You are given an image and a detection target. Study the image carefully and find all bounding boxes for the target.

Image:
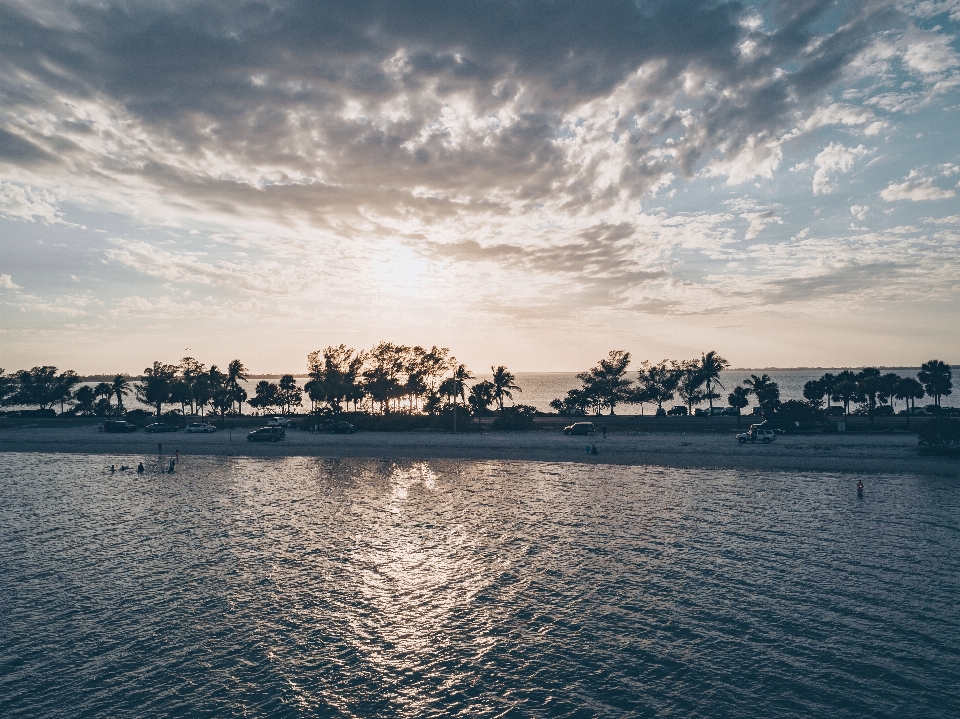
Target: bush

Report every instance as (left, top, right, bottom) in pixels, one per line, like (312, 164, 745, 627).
(125, 408, 153, 426)
(491, 405, 537, 431)
(775, 400, 822, 425)
(918, 418, 960, 455)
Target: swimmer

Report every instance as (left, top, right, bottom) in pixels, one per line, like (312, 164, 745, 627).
(120, 465, 130, 471)
(168, 459, 176, 473)
(857, 479, 864, 495)
(110, 464, 115, 473)
(137, 462, 144, 474)
(591, 444, 599, 456)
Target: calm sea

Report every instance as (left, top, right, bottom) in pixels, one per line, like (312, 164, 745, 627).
(2, 454, 958, 717)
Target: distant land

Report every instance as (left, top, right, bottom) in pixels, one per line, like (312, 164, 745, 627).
(77, 366, 956, 382)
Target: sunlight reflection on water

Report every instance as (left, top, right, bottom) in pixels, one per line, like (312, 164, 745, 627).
(2, 453, 959, 718)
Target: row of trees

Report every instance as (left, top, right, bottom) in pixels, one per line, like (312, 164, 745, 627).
(550, 353, 954, 419)
(1, 353, 952, 422)
(301, 343, 521, 418)
(550, 351, 733, 416)
(800, 361, 952, 421)
(0, 359, 251, 418)
(0, 344, 527, 419)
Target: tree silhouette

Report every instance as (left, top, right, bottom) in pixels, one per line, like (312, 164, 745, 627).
(878, 372, 902, 413)
(278, 374, 303, 414)
(802, 379, 826, 408)
(576, 350, 634, 415)
(73, 385, 96, 416)
(830, 371, 861, 418)
(491, 366, 521, 411)
(12, 366, 61, 410)
(743, 374, 780, 415)
(700, 351, 729, 411)
(918, 360, 953, 408)
(136, 361, 177, 417)
(675, 359, 707, 415)
(227, 359, 249, 414)
(469, 380, 495, 426)
(636, 360, 678, 415)
(56, 370, 81, 414)
(856, 368, 882, 423)
(895, 377, 925, 426)
(0, 369, 14, 407)
(727, 386, 750, 428)
(819, 372, 838, 409)
(111, 375, 130, 413)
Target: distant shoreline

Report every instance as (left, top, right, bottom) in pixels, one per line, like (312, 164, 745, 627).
(2, 426, 956, 478)
(75, 366, 959, 381)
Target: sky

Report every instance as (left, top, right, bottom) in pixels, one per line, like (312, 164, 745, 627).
(1, 0, 959, 374)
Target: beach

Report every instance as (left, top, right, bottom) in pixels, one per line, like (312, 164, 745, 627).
(1, 425, 956, 477)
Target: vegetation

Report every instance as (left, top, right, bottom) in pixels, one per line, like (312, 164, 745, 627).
(1, 353, 956, 436)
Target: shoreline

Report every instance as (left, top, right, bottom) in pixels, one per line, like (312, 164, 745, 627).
(1, 426, 957, 477)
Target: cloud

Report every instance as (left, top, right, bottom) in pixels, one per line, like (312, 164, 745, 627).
(850, 205, 869, 220)
(0, 274, 21, 289)
(103, 239, 317, 296)
(812, 143, 871, 195)
(881, 177, 956, 201)
(0, 182, 82, 227)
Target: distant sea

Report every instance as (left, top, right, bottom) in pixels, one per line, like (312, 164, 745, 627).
(72, 368, 956, 415)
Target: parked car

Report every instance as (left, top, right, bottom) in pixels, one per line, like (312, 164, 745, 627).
(825, 406, 846, 416)
(267, 416, 294, 428)
(102, 420, 137, 433)
(145, 423, 177, 433)
(325, 420, 356, 434)
(185, 422, 216, 433)
(667, 406, 687, 416)
(563, 422, 596, 436)
(737, 428, 777, 444)
(694, 408, 708, 417)
(720, 407, 740, 417)
(247, 426, 285, 442)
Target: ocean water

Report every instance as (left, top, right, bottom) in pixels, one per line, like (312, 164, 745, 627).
(2, 454, 958, 718)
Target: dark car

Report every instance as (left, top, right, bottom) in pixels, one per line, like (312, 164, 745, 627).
(563, 422, 596, 436)
(103, 420, 137, 433)
(247, 426, 285, 442)
(325, 421, 356, 434)
(145, 423, 177, 433)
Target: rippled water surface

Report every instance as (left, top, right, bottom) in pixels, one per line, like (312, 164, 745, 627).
(2, 454, 959, 718)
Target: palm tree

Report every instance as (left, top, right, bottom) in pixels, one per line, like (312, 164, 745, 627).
(451, 364, 474, 405)
(490, 366, 521, 411)
(227, 359, 248, 413)
(700, 351, 729, 411)
(743, 374, 780, 415)
(56, 370, 81, 414)
(727, 386, 750, 428)
(469, 380, 495, 427)
(819, 372, 838, 410)
(878, 372, 902, 413)
(895, 377, 925, 427)
(830, 371, 861, 418)
(111, 375, 130, 413)
(917, 360, 953, 409)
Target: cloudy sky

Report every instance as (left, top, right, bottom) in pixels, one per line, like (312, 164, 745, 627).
(1, 0, 959, 373)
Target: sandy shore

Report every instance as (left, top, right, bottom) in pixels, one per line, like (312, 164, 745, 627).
(1, 425, 956, 477)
